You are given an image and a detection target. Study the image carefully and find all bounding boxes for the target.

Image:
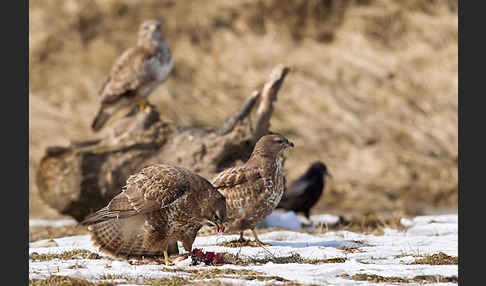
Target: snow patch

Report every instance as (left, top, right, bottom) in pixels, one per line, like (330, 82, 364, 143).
(29, 214, 458, 285)
(257, 211, 302, 229)
(257, 210, 340, 230)
(30, 219, 78, 227)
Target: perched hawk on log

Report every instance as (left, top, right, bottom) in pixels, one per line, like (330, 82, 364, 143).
(211, 134, 294, 245)
(277, 161, 332, 219)
(91, 19, 173, 132)
(81, 164, 226, 265)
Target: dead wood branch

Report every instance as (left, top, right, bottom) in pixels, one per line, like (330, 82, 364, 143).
(36, 64, 291, 223)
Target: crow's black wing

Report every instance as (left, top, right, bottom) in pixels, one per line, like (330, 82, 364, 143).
(282, 178, 311, 200)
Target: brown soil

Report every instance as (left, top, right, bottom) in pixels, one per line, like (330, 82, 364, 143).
(29, 0, 457, 220)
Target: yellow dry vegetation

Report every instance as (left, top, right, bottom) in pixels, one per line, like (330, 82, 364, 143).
(29, 0, 458, 219)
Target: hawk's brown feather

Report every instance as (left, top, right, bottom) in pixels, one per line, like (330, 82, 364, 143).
(211, 134, 293, 241)
(91, 19, 173, 132)
(98, 47, 158, 105)
(82, 164, 226, 258)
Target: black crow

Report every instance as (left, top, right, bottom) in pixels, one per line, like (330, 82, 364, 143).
(277, 161, 331, 219)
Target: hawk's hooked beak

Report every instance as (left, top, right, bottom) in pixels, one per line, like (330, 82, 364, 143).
(216, 222, 225, 233)
(287, 141, 294, 148)
(207, 220, 225, 233)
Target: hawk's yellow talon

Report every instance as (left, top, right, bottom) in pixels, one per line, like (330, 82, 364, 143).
(137, 98, 152, 112)
(164, 250, 174, 266)
(249, 240, 271, 247)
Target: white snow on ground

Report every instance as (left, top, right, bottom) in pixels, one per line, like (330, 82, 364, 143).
(29, 213, 458, 285)
(29, 218, 78, 227)
(257, 211, 303, 229)
(257, 210, 341, 230)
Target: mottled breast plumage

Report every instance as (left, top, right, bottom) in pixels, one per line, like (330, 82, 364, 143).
(211, 134, 293, 232)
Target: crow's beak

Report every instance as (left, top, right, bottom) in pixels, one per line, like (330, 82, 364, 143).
(325, 172, 333, 178)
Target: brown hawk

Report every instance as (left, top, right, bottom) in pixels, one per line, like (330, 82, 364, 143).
(81, 164, 226, 265)
(211, 134, 294, 246)
(91, 19, 173, 132)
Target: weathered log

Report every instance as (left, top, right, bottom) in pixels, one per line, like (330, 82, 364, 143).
(36, 64, 291, 223)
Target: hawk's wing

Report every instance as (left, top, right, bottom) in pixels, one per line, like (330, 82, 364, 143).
(82, 165, 191, 225)
(211, 165, 265, 216)
(98, 46, 156, 105)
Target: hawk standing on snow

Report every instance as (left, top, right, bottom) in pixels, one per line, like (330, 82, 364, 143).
(81, 164, 226, 266)
(211, 134, 294, 246)
(91, 19, 173, 132)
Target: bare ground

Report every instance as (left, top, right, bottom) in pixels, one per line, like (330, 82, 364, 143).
(29, 0, 458, 220)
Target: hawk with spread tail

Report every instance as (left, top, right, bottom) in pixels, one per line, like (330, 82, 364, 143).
(91, 19, 173, 132)
(211, 134, 294, 245)
(81, 164, 226, 265)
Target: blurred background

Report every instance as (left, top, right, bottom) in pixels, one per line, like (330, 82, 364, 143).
(29, 0, 458, 221)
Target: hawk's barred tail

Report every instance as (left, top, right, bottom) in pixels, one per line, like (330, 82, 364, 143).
(87, 216, 160, 257)
(91, 109, 111, 132)
(81, 207, 116, 225)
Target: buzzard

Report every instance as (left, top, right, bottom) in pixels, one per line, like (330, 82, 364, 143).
(81, 164, 226, 265)
(211, 134, 294, 246)
(91, 19, 173, 132)
(277, 161, 332, 219)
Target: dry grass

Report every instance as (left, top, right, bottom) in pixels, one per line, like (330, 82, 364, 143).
(139, 276, 192, 286)
(323, 213, 410, 235)
(217, 238, 274, 248)
(157, 267, 293, 283)
(222, 251, 346, 266)
(29, 249, 103, 261)
(29, 225, 89, 242)
(104, 266, 301, 284)
(30, 274, 193, 286)
(409, 252, 458, 265)
(338, 245, 363, 253)
(30, 273, 297, 286)
(29, 276, 115, 286)
(29, 0, 457, 220)
(341, 273, 458, 284)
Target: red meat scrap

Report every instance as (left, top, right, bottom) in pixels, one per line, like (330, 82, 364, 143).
(191, 248, 227, 265)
